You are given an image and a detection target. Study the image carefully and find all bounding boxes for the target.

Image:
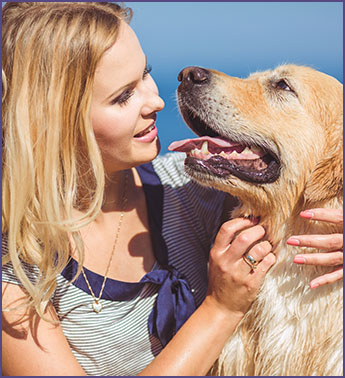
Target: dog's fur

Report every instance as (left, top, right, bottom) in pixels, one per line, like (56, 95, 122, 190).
(177, 65, 343, 376)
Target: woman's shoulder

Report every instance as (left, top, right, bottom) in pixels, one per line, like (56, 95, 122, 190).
(152, 152, 228, 233)
(152, 152, 190, 187)
(137, 152, 228, 229)
(152, 152, 226, 200)
(2, 235, 42, 286)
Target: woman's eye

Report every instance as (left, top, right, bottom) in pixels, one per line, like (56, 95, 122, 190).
(110, 65, 152, 106)
(111, 89, 134, 106)
(276, 79, 292, 91)
(143, 64, 152, 79)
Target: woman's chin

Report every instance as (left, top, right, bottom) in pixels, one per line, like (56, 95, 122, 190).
(103, 138, 161, 173)
(138, 137, 161, 164)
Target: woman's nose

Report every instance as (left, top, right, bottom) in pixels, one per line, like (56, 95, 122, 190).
(142, 81, 165, 115)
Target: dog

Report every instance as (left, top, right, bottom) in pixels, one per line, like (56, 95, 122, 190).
(169, 64, 343, 376)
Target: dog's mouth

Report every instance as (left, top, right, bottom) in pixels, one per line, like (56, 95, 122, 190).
(169, 108, 281, 184)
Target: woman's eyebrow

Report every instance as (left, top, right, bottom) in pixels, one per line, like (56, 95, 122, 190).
(104, 56, 148, 103)
(104, 82, 134, 103)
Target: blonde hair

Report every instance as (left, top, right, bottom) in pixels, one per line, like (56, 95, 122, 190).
(2, 2, 132, 317)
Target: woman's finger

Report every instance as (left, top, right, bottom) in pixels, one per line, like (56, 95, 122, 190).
(309, 267, 343, 289)
(212, 218, 259, 253)
(300, 208, 343, 224)
(287, 233, 343, 250)
(256, 252, 276, 274)
(241, 241, 272, 271)
(293, 251, 343, 266)
(229, 224, 266, 260)
(243, 252, 276, 285)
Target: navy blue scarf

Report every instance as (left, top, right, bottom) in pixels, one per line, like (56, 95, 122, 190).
(61, 162, 196, 347)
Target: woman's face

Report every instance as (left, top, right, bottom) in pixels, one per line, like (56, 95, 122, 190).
(91, 22, 165, 174)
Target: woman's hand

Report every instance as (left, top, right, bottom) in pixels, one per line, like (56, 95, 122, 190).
(141, 217, 275, 376)
(287, 208, 343, 289)
(206, 217, 275, 318)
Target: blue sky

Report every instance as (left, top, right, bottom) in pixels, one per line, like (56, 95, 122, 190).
(127, 1, 343, 154)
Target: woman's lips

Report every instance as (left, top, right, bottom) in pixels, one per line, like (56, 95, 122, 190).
(134, 123, 158, 142)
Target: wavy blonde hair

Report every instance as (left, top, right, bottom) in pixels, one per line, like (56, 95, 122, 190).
(2, 2, 132, 317)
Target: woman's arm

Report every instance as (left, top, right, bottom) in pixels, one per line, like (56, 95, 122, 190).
(2, 282, 87, 376)
(287, 208, 343, 289)
(140, 218, 275, 376)
(3, 218, 274, 376)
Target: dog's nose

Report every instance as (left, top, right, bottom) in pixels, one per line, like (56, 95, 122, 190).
(178, 66, 210, 85)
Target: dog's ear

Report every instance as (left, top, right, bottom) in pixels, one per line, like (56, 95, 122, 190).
(304, 117, 343, 205)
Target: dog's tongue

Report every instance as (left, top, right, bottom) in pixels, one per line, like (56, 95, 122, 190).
(168, 136, 238, 152)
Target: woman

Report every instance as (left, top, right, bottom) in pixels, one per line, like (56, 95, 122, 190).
(2, 2, 342, 376)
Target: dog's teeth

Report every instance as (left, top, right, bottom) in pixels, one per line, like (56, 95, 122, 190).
(201, 141, 209, 155)
(220, 151, 227, 157)
(242, 147, 252, 154)
(230, 150, 239, 156)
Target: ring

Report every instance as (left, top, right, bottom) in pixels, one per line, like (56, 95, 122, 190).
(243, 254, 258, 270)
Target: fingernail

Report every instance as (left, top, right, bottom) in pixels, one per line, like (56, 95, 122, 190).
(293, 256, 306, 264)
(300, 210, 314, 219)
(310, 282, 320, 289)
(287, 238, 300, 246)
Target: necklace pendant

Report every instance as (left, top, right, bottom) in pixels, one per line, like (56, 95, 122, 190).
(92, 300, 103, 313)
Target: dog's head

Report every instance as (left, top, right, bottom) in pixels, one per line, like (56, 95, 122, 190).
(169, 64, 343, 215)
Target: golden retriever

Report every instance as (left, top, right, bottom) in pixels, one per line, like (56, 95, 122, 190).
(169, 64, 343, 376)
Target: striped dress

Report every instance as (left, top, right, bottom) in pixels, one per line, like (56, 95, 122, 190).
(2, 153, 226, 376)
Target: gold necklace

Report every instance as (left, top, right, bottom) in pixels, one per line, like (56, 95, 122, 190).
(81, 170, 129, 313)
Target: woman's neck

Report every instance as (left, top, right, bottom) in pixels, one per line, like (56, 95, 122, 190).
(101, 169, 129, 211)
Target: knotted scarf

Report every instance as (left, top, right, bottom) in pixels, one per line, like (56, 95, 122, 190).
(140, 265, 196, 346)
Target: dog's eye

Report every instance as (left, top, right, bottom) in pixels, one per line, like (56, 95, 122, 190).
(276, 79, 292, 91)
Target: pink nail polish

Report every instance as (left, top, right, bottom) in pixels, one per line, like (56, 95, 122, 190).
(310, 282, 320, 289)
(287, 238, 300, 246)
(294, 256, 306, 264)
(300, 210, 314, 219)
